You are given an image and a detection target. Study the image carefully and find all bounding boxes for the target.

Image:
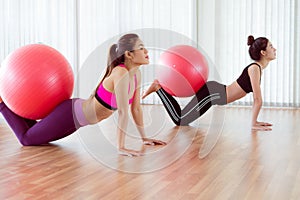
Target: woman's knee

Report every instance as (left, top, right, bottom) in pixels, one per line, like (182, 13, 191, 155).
(19, 138, 32, 146)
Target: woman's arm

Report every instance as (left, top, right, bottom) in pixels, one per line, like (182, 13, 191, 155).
(131, 71, 166, 145)
(113, 68, 143, 156)
(249, 65, 272, 131)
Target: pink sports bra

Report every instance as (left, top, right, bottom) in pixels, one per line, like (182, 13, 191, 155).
(95, 64, 137, 110)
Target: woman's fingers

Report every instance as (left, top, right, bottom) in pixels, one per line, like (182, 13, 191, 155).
(252, 125, 272, 131)
(143, 139, 167, 146)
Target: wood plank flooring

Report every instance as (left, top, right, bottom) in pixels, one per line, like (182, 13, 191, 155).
(0, 105, 300, 200)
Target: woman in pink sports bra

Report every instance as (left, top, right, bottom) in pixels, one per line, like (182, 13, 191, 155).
(83, 33, 167, 156)
(0, 33, 166, 157)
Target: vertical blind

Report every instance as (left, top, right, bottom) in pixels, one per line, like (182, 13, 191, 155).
(199, 0, 300, 107)
(0, 0, 77, 73)
(0, 0, 299, 107)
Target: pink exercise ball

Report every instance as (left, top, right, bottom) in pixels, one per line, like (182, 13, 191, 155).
(156, 45, 209, 97)
(0, 44, 74, 119)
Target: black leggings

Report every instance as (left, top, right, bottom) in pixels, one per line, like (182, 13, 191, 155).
(156, 81, 227, 125)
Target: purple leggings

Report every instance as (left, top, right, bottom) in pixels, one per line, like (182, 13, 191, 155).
(0, 98, 88, 146)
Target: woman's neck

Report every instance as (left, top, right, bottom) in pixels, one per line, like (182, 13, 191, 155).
(122, 62, 139, 77)
(124, 61, 139, 72)
(256, 59, 269, 69)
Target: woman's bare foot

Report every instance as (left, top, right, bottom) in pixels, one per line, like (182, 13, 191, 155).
(142, 79, 161, 99)
(0, 96, 2, 103)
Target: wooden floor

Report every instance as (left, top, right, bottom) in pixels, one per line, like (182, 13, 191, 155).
(1, 105, 300, 200)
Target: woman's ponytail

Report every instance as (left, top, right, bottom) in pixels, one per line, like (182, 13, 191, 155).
(247, 35, 255, 46)
(107, 44, 118, 68)
(97, 34, 139, 86)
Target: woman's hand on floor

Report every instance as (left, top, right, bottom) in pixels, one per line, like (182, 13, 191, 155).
(143, 138, 167, 146)
(118, 148, 144, 157)
(252, 121, 273, 131)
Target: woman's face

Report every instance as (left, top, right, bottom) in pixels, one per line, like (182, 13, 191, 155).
(129, 39, 149, 65)
(263, 41, 276, 61)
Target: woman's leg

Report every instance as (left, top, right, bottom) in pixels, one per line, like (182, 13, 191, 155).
(156, 88, 182, 125)
(0, 99, 80, 145)
(156, 81, 227, 125)
(0, 103, 38, 143)
(180, 81, 226, 124)
(143, 80, 182, 125)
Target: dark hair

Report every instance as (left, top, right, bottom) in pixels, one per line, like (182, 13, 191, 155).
(247, 35, 269, 61)
(99, 33, 139, 84)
